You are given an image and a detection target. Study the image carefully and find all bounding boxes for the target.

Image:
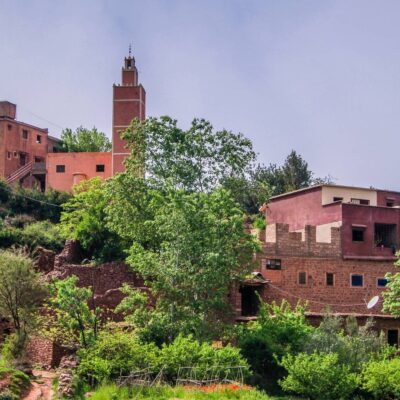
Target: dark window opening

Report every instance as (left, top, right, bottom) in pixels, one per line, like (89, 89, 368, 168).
(333, 197, 343, 202)
(7, 124, 12, 131)
(56, 165, 65, 173)
(352, 228, 364, 242)
(351, 198, 370, 205)
(19, 153, 27, 166)
(13, 151, 18, 158)
(298, 271, 307, 285)
(386, 201, 394, 207)
(240, 286, 261, 317)
(375, 223, 397, 250)
(22, 129, 28, 139)
(96, 164, 105, 172)
(266, 259, 281, 270)
(326, 273, 334, 286)
(7, 152, 11, 160)
(387, 329, 398, 347)
(36, 135, 41, 144)
(377, 278, 388, 287)
(351, 274, 363, 287)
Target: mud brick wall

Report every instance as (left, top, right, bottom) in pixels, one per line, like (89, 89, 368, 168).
(26, 336, 71, 368)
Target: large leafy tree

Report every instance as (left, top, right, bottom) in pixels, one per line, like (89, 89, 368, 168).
(106, 177, 259, 342)
(121, 116, 256, 191)
(59, 177, 126, 263)
(60, 126, 112, 152)
(281, 150, 313, 192)
(383, 255, 400, 317)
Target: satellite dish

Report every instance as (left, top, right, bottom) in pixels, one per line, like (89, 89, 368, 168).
(367, 296, 379, 309)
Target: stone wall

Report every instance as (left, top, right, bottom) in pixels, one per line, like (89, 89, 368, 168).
(25, 336, 71, 368)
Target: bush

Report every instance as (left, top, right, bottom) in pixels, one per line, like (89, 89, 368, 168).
(279, 352, 358, 400)
(0, 367, 30, 400)
(360, 357, 400, 399)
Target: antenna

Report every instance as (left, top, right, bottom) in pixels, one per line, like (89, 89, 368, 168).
(128, 43, 132, 57)
(366, 296, 380, 309)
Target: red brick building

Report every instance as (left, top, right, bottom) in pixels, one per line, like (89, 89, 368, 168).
(234, 185, 400, 346)
(0, 51, 145, 191)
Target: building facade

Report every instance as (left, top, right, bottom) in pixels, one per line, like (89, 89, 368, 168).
(0, 51, 145, 192)
(234, 185, 400, 346)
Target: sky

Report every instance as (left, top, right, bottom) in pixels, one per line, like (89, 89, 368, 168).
(1, 0, 400, 190)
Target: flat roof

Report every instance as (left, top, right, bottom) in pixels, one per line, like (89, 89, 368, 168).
(0, 116, 48, 133)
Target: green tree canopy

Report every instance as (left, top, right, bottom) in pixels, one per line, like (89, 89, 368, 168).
(383, 254, 400, 317)
(106, 176, 259, 341)
(60, 126, 112, 152)
(122, 116, 256, 191)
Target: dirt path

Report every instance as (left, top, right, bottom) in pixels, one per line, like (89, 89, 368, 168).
(23, 370, 56, 400)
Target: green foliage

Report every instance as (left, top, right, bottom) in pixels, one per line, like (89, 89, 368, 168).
(302, 314, 389, 372)
(60, 126, 112, 152)
(60, 178, 126, 263)
(238, 300, 313, 388)
(383, 253, 400, 317)
(49, 275, 99, 347)
(359, 357, 400, 399)
(280, 150, 313, 193)
(122, 116, 256, 192)
(0, 250, 47, 336)
(1, 333, 28, 365)
(279, 352, 358, 400)
(77, 330, 159, 386)
(107, 178, 259, 341)
(0, 367, 30, 400)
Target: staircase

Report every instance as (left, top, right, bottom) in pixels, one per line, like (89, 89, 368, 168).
(6, 161, 33, 185)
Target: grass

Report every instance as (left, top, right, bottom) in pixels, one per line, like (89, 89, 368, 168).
(86, 383, 296, 400)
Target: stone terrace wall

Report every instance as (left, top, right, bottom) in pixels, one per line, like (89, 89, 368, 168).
(264, 223, 341, 258)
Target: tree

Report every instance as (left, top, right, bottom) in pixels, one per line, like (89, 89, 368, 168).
(59, 177, 126, 262)
(49, 275, 99, 347)
(281, 150, 313, 192)
(0, 250, 47, 338)
(106, 177, 260, 342)
(383, 254, 400, 317)
(60, 126, 112, 152)
(121, 116, 256, 192)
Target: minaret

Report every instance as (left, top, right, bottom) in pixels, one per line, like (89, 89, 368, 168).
(112, 46, 146, 175)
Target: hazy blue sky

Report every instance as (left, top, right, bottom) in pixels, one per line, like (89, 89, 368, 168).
(1, 1, 400, 189)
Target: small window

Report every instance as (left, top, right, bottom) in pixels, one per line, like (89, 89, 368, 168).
(266, 259, 281, 270)
(7, 152, 11, 160)
(298, 271, 307, 285)
(22, 129, 28, 139)
(351, 198, 370, 205)
(56, 165, 65, 173)
(377, 278, 388, 288)
(96, 164, 105, 172)
(36, 135, 41, 144)
(13, 151, 18, 158)
(7, 124, 12, 131)
(352, 228, 364, 242)
(351, 274, 363, 287)
(386, 201, 394, 207)
(387, 329, 398, 346)
(326, 273, 334, 286)
(333, 197, 343, 202)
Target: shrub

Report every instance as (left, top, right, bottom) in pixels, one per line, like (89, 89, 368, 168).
(279, 352, 358, 400)
(0, 367, 30, 400)
(360, 357, 400, 399)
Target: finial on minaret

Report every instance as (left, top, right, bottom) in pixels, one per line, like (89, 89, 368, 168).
(128, 43, 132, 57)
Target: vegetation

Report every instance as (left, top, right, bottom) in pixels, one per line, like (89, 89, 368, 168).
(383, 252, 400, 317)
(0, 367, 30, 400)
(60, 126, 112, 152)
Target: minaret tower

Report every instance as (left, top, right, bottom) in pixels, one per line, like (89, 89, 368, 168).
(112, 46, 146, 174)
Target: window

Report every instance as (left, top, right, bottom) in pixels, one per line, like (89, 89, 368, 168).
(351, 198, 370, 205)
(7, 152, 11, 160)
(352, 228, 364, 242)
(333, 197, 343, 202)
(387, 329, 398, 346)
(375, 223, 397, 249)
(56, 165, 65, 173)
(13, 151, 18, 158)
(386, 201, 394, 207)
(96, 164, 105, 172)
(266, 259, 281, 270)
(326, 273, 334, 286)
(351, 274, 363, 287)
(22, 129, 28, 139)
(36, 135, 41, 144)
(298, 271, 307, 285)
(7, 124, 12, 131)
(377, 278, 388, 288)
